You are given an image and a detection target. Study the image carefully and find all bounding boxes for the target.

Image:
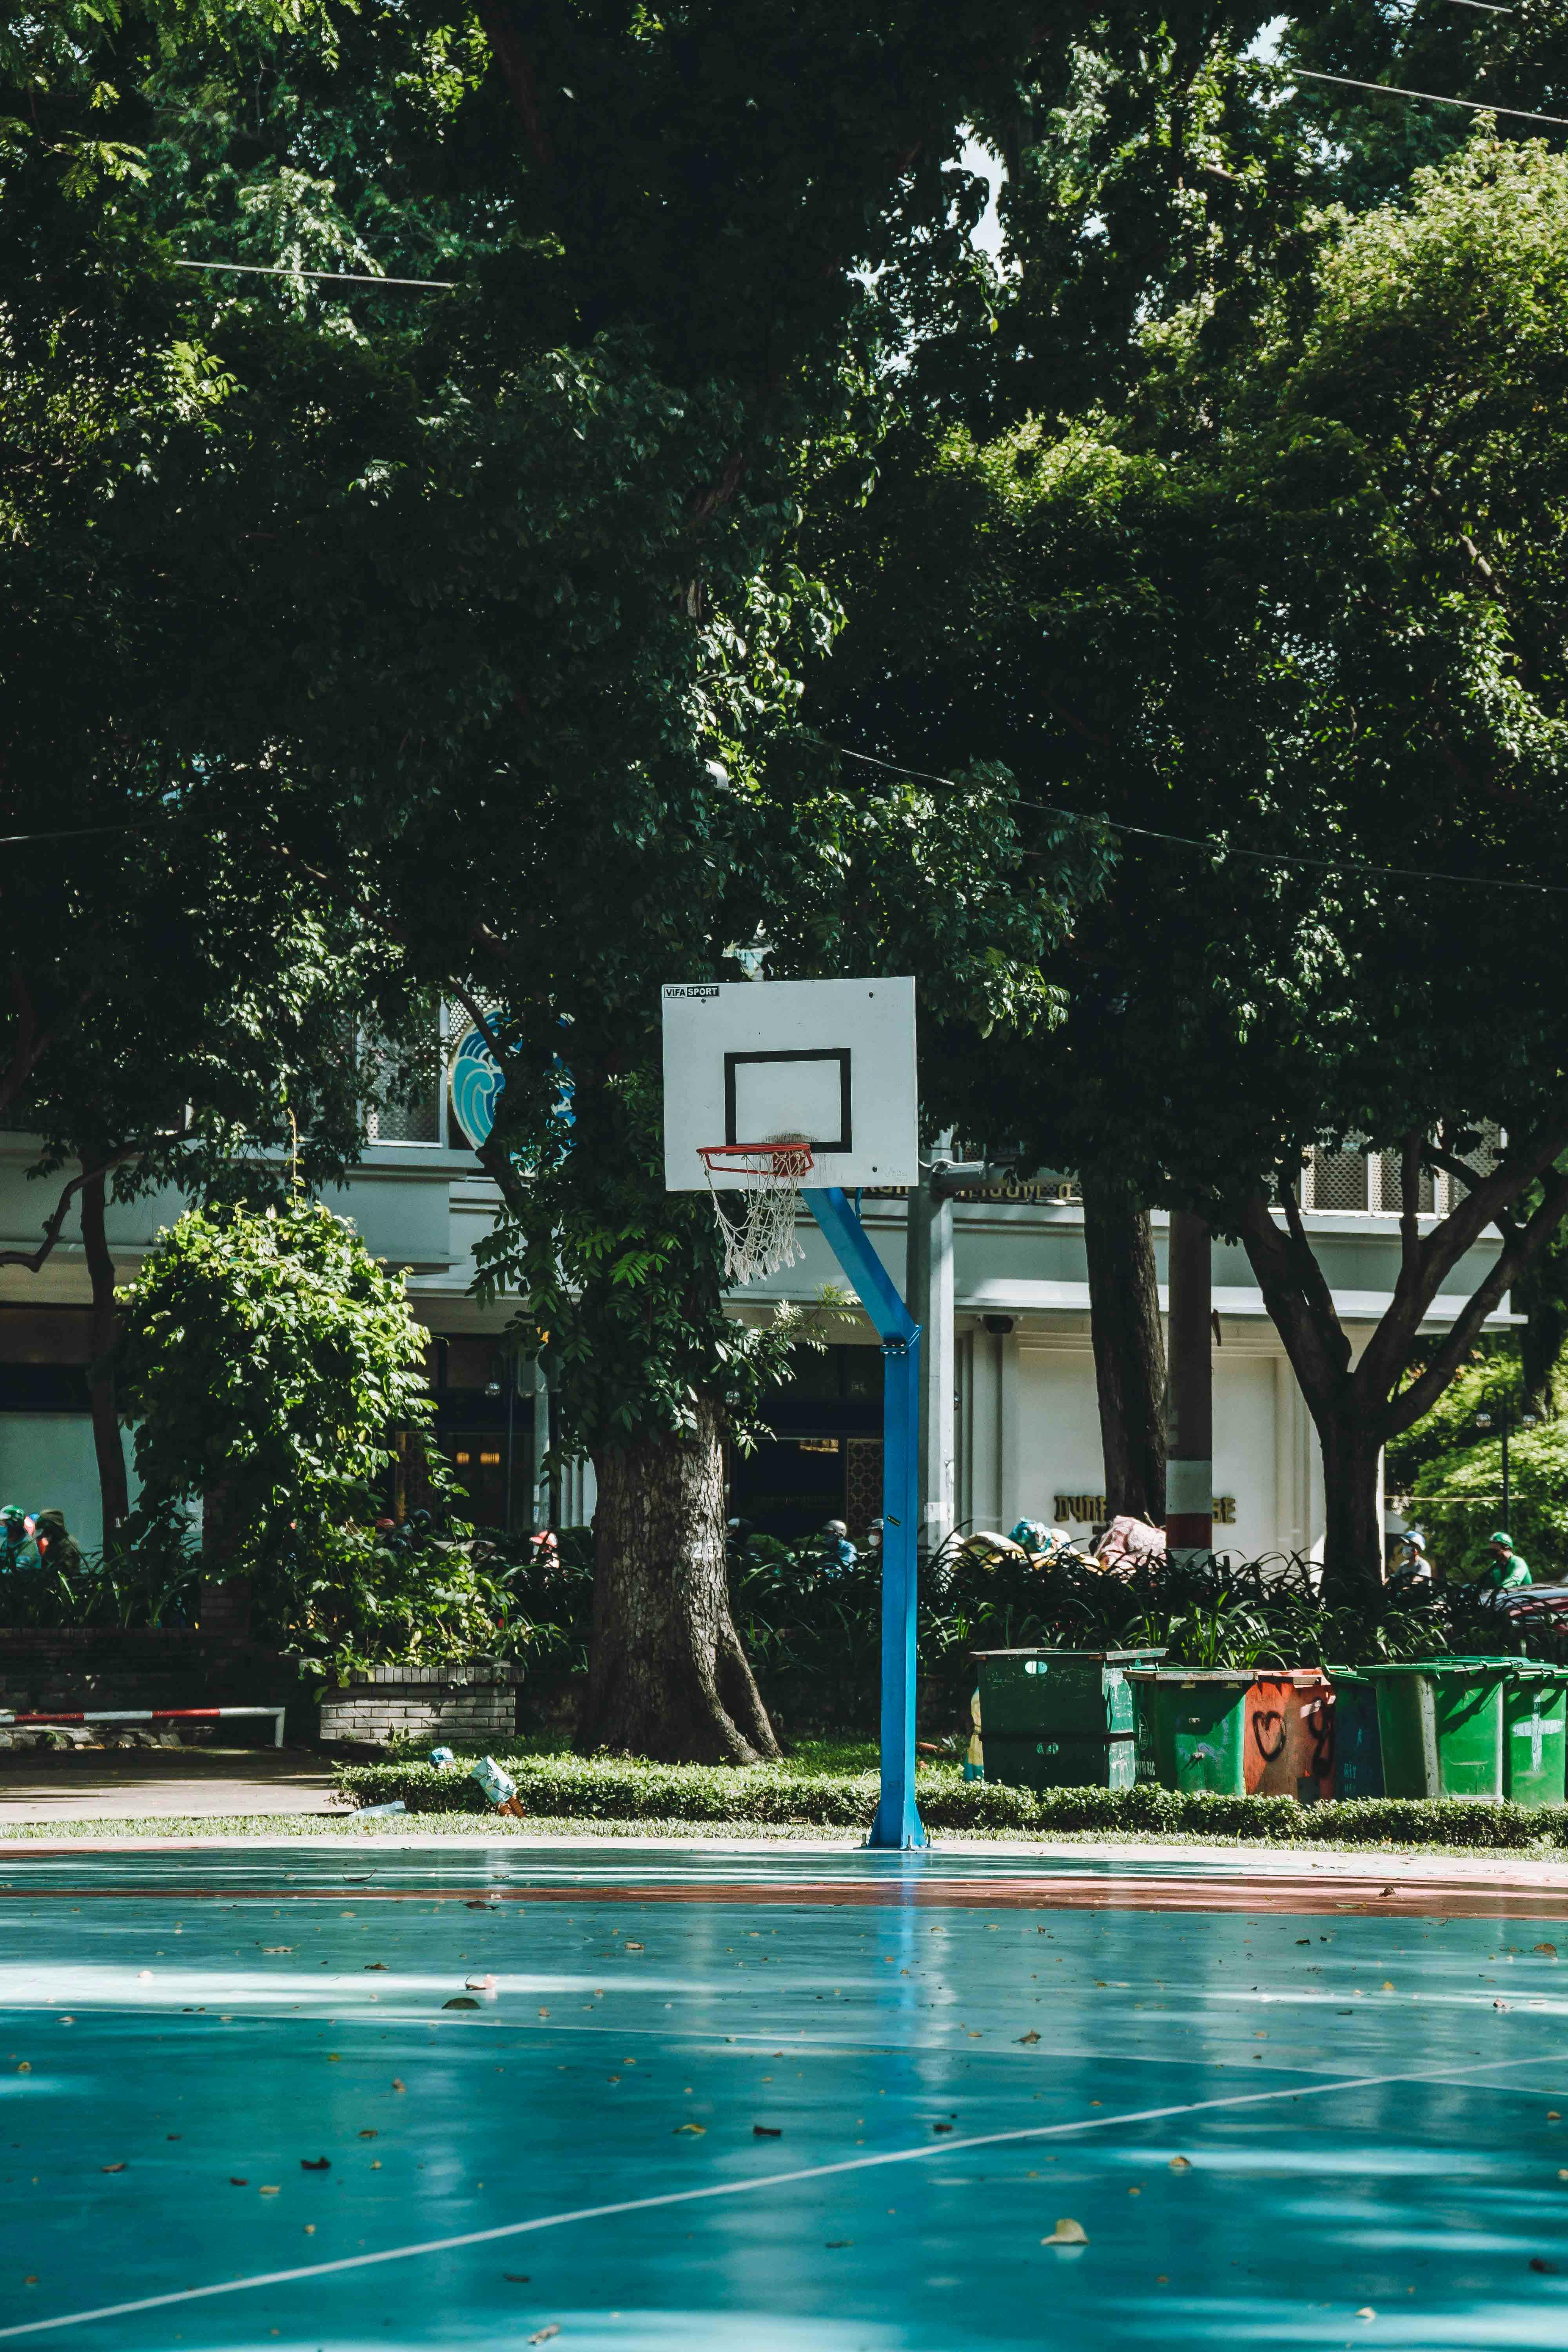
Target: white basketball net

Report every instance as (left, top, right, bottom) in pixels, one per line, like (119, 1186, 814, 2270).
(700, 1138, 813, 1285)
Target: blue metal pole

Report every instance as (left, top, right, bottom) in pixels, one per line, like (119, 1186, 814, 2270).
(802, 1187, 926, 1850)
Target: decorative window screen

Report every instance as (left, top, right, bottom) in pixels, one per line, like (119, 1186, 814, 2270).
(1377, 1151, 1435, 1214)
(361, 1007, 444, 1145)
(1310, 1147, 1369, 1212)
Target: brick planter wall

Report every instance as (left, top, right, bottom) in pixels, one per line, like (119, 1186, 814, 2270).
(0, 1628, 312, 1740)
(318, 1661, 522, 1748)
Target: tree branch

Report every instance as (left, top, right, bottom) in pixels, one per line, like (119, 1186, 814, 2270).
(1234, 1181, 1351, 1417)
(0, 1149, 136, 1274)
(1388, 1162, 1568, 1435)
(474, 0, 552, 171)
(1398, 1127, 1424, 1289)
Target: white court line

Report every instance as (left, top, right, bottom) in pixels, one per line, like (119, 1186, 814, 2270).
(0, 2051, 1551, 2341)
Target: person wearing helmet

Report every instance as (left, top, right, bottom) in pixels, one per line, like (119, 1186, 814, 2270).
(0, 1506, 32, 1573)
(1388, 1527, 1432, 1586)
(1482, 1530, 1531, 1591)
(29, 1510, 82, 1578)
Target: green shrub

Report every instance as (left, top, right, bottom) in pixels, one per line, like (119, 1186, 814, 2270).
(334, 1754, 1566, 1849)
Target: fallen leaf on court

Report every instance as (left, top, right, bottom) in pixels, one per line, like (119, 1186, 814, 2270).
(1531, 2257, 1561, 2274)
(100, 2163, 126, 2174)
(466, 1975, 496, 1992)
(300, 2158, 330, 2172)
(1355, 2309, 1376, 2321)
(392, 2079, 406, 2093)
(444, 1997, 480, 2010)
(753, 2124, 781, 2137)
(1535, 1945, 1557, 1958)
(23, 2277, 36, 2287)
(826, 2241, 853, 2249)
(1550, 2112, 1561, 2122)
(1296, 1939, 1310, 1946)
(933, 2123, 953, 2134)
(1041, 2219, 1088, 2247)
(504, 2274, 531, 2283)
(1381, 1982, 1395, 1992)
(527, 2327, 559, 2344)
(673, 2123, 706, 2136)
(624, 1943, 643, 1952)
(1169, 2157, 1191, 2172)
(16, 2063, 29, 2074)
(230, 2177, 248, 2186)
(364, 1964, 387, 1972)
(1017, 2031, 1040, 2045)
(138, 1971, 153, 1980)
(303, 2225, 315, 2236)
(263, 1947, 291, 1956)
(260, 2186, 280, 2196)
(358, 2130, 377, 2140)
(1494, 2001, 1512, 2011)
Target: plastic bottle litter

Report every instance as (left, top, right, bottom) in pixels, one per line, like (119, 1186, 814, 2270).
(430, 1746, 457, 1769)
(356, 1800, 407, 1820)
(469, 1755, 525, 1816)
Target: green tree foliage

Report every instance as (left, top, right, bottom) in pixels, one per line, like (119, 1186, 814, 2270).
(0, 0, 1121, 1752)
(116, 1200, 436, 1556)
(815, 129, 1568, 1599)
(113, 1199, 513, 1677)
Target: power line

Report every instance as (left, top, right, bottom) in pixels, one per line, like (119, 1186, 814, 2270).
(0, 820, 151, 847)
(175, 260, 455, 290)
(824, 743, 1568, 899)
(1293, 70, 1568, 129)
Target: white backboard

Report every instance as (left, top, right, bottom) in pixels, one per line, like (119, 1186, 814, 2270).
(662, 977, 918, 1190)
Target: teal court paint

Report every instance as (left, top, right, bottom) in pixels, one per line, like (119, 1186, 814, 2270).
(0, 1845, 1565, 2348)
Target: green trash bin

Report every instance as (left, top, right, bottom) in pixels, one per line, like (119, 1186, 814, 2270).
(1363, 1659, 1509, 1801)
(1327, 1670, 1384, 1800)
(972, 1648, 1165, 1792)
(1125, 1669, 1252, 1796)
(1503, 1664, 1568, 1809)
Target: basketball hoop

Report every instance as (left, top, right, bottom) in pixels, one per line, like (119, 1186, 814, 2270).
(698, 1137, 813, 1284)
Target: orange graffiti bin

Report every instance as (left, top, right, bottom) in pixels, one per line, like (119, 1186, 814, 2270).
(1245, 1671, 1335, 1802)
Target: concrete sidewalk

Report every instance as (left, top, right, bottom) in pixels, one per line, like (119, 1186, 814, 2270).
(0, 1744, 341, 1821)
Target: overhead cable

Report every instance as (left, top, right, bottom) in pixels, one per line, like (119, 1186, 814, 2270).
(176, 260, 455, 289)
(0, 820, 152, 847)
(1292, 70, 1568, 129)
(824, 743, 1568, 899)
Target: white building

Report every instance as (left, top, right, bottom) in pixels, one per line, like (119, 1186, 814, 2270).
(0, 1097, 1509, 1557)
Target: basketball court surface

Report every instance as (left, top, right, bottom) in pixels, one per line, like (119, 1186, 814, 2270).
(0, 1842, 1565, 2347)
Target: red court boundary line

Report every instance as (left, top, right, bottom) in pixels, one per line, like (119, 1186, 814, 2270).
(0, 1875, 1563, 1917)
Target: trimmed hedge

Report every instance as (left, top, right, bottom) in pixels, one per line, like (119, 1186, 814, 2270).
(334, 1756, 1568, 1849)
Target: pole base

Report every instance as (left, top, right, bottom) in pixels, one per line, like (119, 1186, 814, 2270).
(866, 1795, 927, 1849)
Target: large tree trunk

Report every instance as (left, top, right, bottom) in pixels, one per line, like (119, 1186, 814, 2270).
(1316, 1411, 1385, 1606)
(1081, 1168, 1167, 1521)
(580, 1396, 780, 1762)
(79, 1166, 129, 1553)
